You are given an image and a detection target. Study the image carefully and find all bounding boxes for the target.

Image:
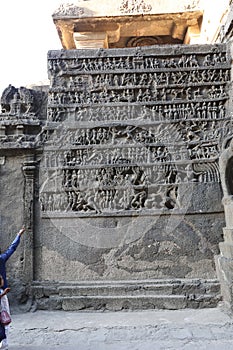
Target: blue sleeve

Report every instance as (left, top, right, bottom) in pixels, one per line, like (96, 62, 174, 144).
(0, 235, 21, 262)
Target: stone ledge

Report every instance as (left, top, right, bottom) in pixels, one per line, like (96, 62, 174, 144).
(31, 279, 222, 311)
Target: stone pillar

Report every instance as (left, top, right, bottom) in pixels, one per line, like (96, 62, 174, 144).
(214, 37, 233, 310)
(216, 140, 233, 309)
(215, 208, 233, 308)
(184, 24, 201, 44)
(22, 155, 37, 284)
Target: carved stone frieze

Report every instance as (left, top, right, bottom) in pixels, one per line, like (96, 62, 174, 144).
(40, 45, 230, 216)
(39, 118, 224, 215)
(47, 48, 230, 128)
(48, 51, 228, 78)
(46, 101, 227, 124)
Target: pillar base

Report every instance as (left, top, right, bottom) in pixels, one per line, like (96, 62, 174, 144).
(215, 254, 233, 310)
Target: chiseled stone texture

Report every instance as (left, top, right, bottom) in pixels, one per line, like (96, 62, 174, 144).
(35, 212, 224, 281)
(0, 155, 27, 306)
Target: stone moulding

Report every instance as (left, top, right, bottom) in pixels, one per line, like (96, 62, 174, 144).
(40, 208, 224, 218)
(52, 0, 202, 19)
(48, 43, 228, 59)
(31, 278, 221, 311)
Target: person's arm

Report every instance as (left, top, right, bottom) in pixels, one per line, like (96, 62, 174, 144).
(0, 227, 25, 262)
(0, 288, 10, 298)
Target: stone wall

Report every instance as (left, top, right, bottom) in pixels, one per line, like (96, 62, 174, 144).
(0, 86, 47, 309)
(35, 212, 224, 282)
(0, 42, 231, 310)
(0, 155, 28, 307)
(36, 44, 230, 282)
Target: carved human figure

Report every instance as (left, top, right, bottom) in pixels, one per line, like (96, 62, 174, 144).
(203, 54, 212, 66)
(178, 55, 186, 67)
(144, 187, 164, 209)
(218, 102, 225, 118)
(9, 92, 22, 115)
(19, 87, 34, 114)
(160, 88, 167, 101)
(212, 53, 220, 64)
(186, 87, 192, 100)
(164, 185, 179, 209)
(128, 190, 147, 210)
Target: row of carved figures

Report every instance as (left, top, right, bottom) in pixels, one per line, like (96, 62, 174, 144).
(41, 116, 227, 152)
(40, 158, 221, 213)
(48, 52, 228, 75)
(48, 85, 227, 106)
(61, 161, 219, 190)
(62, 144, 218, 165)
(42, 143, 219, 170)
(67, 120, 229, 145)
(42, 161, 220, 210)
(62, 145, 170, 165)
(43, 160, 217, 177)
(119, 0, 152, 14)
(47, 101, 227, 124)
(47, 101, 226, 123)
(40, 160, 220, 213)
(62, 166, 147, 188)
(52, 68, 230, 89)
(40, 184, 179, 212)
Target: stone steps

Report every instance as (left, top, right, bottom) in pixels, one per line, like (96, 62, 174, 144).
(31, 279, 222, 311)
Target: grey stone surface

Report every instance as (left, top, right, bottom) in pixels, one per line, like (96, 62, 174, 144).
(32, 279, 222, 311)
(0, 155, 29, 307)
(7, 307, 233, 349)
(35, 212, 224, 283)
(37, 43, 229, 293)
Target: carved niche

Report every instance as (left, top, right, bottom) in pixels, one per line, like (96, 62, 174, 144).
(0, 84, 46, 119)
(0, 85, 47, 146)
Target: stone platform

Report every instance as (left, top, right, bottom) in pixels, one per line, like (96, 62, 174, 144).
(31, 278, 221, 311)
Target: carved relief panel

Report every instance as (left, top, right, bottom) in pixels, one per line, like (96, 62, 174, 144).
(40, 45, 230, 216)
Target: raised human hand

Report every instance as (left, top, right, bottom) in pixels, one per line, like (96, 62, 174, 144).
(18, 227, 25, 236)
(2, 288, 10, 296)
